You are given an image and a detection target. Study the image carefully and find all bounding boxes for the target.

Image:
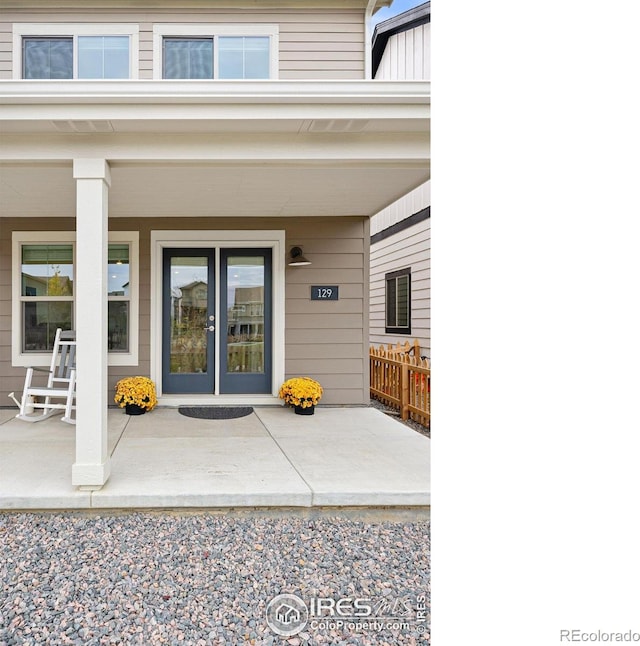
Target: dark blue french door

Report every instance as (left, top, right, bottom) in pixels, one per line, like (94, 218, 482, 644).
(162, 247, 272, 395)
(219, 249, 272, 394)
(162, 249, 215, 394)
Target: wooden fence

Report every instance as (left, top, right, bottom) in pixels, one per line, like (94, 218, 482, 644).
(370, 341, 430, 427)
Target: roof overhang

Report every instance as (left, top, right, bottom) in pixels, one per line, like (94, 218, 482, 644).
(0, 80, 429, 218)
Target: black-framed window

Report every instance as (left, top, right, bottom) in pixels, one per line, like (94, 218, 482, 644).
(385, 268, 411, 334)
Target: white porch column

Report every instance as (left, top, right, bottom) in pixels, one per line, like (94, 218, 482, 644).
(71, 159, 111, 489)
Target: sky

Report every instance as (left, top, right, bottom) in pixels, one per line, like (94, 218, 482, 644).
(371, 0, 426, 27)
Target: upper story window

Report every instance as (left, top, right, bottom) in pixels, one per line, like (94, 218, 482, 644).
(153, 25, 278, 79)
(23, 37, 72, 79)
(13, 24, 139, 79)
(163, 38, 213, 79)
(78, 36, 130, 78)
(218, 37, 270, 79)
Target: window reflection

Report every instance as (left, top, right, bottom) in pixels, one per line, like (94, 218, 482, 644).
(169, 257, 208, 374)
(19, 242, 133, 353)
(108, 302, 129, 352)
(227, 257, 265, 373)
(108, 244, 130, 296)
(21, 244, 74, 296)
(23, 302, 73, 352)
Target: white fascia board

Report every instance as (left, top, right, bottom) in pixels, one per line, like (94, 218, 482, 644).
(0, 80, 430, 105)
(0, 105, 429, 128)
(0, 80, 430, 128)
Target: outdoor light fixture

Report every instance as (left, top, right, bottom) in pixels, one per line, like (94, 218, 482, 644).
(288, 246, 311, 266)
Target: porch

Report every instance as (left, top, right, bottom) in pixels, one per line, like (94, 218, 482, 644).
(0, 405, 430, 510)
(1, 79, 429, 488)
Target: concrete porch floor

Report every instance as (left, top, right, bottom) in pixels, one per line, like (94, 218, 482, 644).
(0, 406, 430, 510)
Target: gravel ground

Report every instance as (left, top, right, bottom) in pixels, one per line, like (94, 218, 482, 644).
(369, 401, 430, 439)
(1, 513, 430, 645)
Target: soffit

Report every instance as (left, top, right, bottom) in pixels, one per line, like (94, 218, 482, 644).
(0, 159, 429, 218)
(0, 79, 429, 217)
(0, 117, 427, 134)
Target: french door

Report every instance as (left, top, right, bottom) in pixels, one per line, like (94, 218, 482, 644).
(162, 247, 272, 395)
(162, 249, 215, 394)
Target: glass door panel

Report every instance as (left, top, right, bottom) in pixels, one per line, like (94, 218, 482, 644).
(162, 249, 215, 393)
(226, 256, 264, 374)
(220, 249, 272, 394)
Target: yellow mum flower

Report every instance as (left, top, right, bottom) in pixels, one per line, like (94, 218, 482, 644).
(114, 376, 158, 411)
(278, 377, 323, 408)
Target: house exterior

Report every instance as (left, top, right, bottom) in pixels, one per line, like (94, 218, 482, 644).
(369, 2, 430, 358)
(0, 0, 430, 488)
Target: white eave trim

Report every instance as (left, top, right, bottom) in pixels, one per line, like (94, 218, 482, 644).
(0, 79, 430, 105)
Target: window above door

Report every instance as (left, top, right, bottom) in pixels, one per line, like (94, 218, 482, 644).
(153, 24, 279, 79)
(13, 24, 139, 79)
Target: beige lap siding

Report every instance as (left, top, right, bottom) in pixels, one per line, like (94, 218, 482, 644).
(0, 8, 364, 80)
(0, 216, 369, 406)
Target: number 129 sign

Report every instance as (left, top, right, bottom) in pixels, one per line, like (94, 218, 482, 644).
(311, 286, 339, 300)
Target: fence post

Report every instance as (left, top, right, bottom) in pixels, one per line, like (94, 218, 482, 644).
(401, 360, 409, 420)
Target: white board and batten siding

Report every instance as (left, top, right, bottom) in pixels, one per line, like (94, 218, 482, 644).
(0, 8, 364, 80)
(370, 181, 430, 237)
(373, 21, 430, 81)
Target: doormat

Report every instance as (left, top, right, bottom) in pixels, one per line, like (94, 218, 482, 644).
(178, 406, 254, 420)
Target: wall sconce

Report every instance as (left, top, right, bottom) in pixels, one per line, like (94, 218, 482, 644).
(288, 246, 311, 266)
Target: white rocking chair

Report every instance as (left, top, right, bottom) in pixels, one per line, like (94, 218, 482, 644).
(13, 328, 76, 424)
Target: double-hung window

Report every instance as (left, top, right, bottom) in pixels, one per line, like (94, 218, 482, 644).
(12, 232, 139, 367)
(385, 268, 411, 334)
(153, 25, 278, 79)
(13, 24, 138, 79)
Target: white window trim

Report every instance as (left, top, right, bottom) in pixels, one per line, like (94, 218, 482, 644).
(152, 24, 279, 80)
(150, 230, 285, 404)
(12, 231, 139, 367)
(13, 23, 139, 80)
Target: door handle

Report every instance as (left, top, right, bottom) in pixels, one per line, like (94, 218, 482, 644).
(204, 325, 215, 332)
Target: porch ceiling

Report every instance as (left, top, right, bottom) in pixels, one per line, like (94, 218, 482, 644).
(0, 161, 428, 217)
(0, 80, 429, 218)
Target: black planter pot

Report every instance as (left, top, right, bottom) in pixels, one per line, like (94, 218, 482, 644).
(125, 404, 146, 416)
(294, 405, 315, 416)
